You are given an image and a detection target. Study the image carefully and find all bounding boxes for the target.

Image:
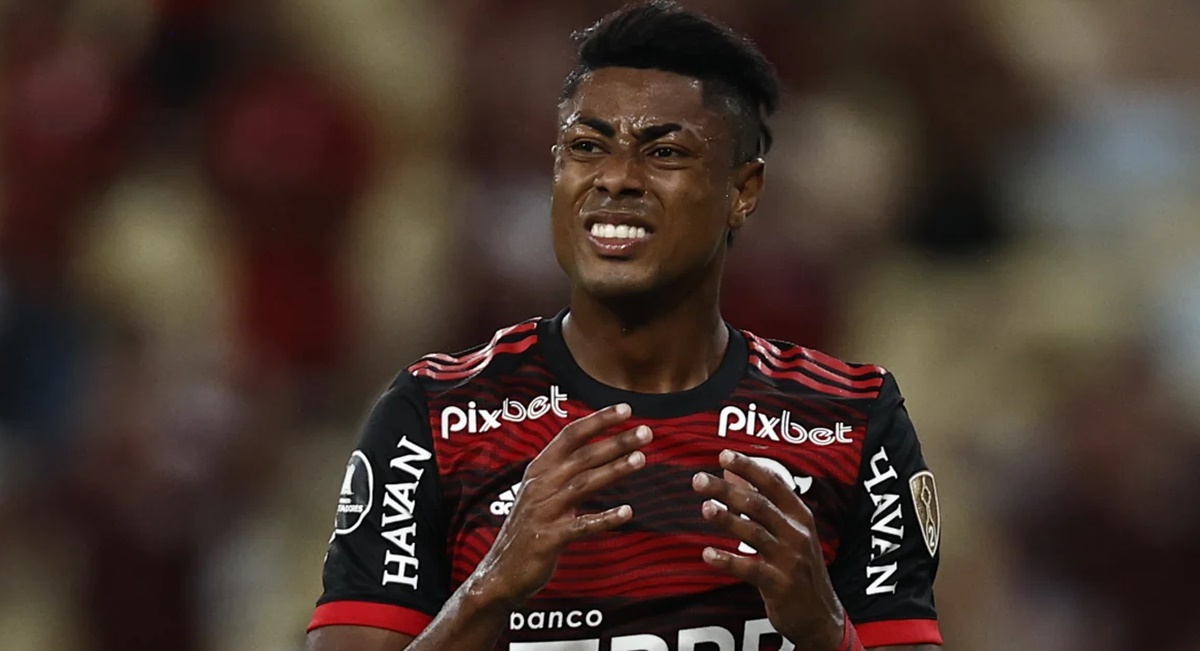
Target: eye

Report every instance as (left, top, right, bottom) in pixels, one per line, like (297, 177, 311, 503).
(568, 140, 602, 154)
(649, 145, 686, 159)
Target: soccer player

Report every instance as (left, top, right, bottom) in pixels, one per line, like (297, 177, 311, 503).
(305, 2, 942, 650)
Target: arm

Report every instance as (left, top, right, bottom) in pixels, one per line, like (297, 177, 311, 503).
(307, 398, 653, 651)
(830, 372, 943, 649)
(303, 566, 511, 651)
(396, 404, 649, 650)
(304, 587, 511, 651)
(305, 627, 413, 651)
(302, 582, 511, 651)
(303, 373, 444, 650)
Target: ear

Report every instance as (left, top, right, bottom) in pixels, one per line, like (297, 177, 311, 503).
(728, 158, 765, 233)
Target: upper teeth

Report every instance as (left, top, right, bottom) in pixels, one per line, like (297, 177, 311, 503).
(591, 223, 648, 240)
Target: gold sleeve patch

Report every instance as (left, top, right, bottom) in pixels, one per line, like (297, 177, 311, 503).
(909, 470, 940, 557)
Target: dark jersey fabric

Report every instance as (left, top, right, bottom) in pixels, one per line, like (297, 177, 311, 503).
(309, 311, 942, 649)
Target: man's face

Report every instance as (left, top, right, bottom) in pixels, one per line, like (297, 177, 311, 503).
(551, 67, 760, 299)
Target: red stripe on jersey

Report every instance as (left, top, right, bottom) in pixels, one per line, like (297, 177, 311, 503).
(748, 355, 878, 399)
(749, 333, 883, 378)
(412, 336, 537, 379)
(445, 321, 538, 369)
(804, 346, 884, 378)
(414, 330, 535, 372)
(414, 321, 538, 368)
(307, 601, 432, 636)
(411, 333, 538, 380)
(746, 333, 885, 379)
(410, 320, 538, 375)
(754, 347, 884, 391)
(855, 618, 943, 647)
(746, 336, 884, 392)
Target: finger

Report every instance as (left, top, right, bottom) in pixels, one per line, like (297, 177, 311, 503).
(565, 424, 653, 474)
(563, 504, 634, 543)
(535, 403, 632, 465)
(557, 444, 648, 504)
(693, 472, 791, 537)
(721, 469, 751, 517)
(718, 450, 809, 519)
(701, 545, 787, 593)
(723, 468, 752, 490)
(701, 498, 782, 557)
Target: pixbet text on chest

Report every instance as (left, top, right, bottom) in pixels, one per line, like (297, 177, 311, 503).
(717, 403, 853, 446)
(440, 386, 570, 439)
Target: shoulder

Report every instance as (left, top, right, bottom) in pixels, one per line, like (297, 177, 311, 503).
(356, 318, 546, 445)
(402, 317, 543, 389)
(739, 328, 891, 401)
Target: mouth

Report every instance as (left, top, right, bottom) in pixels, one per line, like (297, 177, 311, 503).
(582, 212, 654, 258)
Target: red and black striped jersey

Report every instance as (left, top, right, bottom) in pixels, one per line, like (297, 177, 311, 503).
(309, 310, 942, 649)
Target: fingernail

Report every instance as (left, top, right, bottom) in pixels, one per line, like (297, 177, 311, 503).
(702, 547, 719, 563)
(614, 403, 631, 416)
(628, 451, 645, 467)
(719, 449, 735, 465)
(694, 472, 709, 488)
(617, 504, 632, 518)
(702, 500, 717, 518)
(636, 425, 652, 442)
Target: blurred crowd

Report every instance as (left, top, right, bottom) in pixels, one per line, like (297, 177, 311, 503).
(0, 1, 1196, 650)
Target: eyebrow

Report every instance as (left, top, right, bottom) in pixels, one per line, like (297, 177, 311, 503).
(575, 117, 685, 143)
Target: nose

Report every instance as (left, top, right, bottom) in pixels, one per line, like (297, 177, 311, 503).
(592, 152, 645, 198)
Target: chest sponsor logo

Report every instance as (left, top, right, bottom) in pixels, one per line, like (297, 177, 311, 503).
(909, 470, 940, 557)
(332, 451, 373, 538)
(380, 435, 432, 588)
(509, 617, 796, 650)
(441, 386, 568, 439)
(717, 403, 853, 446)
(864, 447, 903, 596)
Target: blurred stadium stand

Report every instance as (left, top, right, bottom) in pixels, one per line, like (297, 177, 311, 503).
(0, 1, 1197, 650)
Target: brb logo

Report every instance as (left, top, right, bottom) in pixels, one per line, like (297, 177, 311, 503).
(508, 617, 797, 650)
(718, 403, 853, 446)
(441, 386, 568, 439)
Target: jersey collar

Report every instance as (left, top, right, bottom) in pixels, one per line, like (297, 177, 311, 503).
(537, 308, 747, 419)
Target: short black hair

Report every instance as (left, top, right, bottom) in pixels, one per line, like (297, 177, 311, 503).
(560, 0, 779, 165)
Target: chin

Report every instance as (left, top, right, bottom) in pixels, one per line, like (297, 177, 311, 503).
(576, 269, 661, 300)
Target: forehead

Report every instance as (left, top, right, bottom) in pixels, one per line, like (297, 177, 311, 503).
(560, 67, 727, 136)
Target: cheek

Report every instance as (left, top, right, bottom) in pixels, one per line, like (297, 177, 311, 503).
(550, 171, 591, 245)
(551, 152, 570, 185)
(551, 167, 585, 212)
(664, 177, 728, 235)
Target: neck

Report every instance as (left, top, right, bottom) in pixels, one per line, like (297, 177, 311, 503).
(562, 272, 729, 394)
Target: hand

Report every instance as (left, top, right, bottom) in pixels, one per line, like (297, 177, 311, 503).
(470, 403, 652, 609)
(692, 449, 845, 651)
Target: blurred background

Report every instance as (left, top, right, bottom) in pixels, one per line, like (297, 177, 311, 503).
(0, 0, 1196, 649)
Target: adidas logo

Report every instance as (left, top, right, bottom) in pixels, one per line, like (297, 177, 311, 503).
(489, 481, 523, 516)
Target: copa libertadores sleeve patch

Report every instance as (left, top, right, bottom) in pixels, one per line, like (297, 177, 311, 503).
(333, 450, 374, 538)
(908, 470, 940, 557)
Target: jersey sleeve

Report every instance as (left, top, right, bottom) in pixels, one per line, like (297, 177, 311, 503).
(307, 371, 450, 637)
(828, 372, 943, 647)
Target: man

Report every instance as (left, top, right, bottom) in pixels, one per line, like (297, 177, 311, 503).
(305, 2, 942, 650)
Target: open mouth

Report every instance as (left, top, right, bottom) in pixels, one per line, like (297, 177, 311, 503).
(582, 213, 655, 257)
(588, 222, 649, 240)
